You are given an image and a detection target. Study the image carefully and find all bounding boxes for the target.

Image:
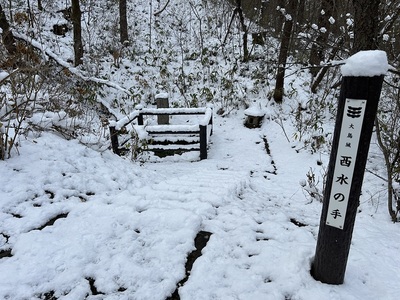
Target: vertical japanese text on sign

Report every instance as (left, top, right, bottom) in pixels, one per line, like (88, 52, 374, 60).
(325, 99, 366, 229)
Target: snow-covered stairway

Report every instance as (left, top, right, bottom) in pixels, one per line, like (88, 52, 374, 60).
(141, 168, 249, 208)
(130, 114, 278, 299)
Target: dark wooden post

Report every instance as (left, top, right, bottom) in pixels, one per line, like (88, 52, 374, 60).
(109, 126, 120, 155)
(155, 93, 169, 124)
(312, 73, 384, 284)
(138, 114, 144, 126)
(199, 125, 207, 160)
(209, 109, 213, 136)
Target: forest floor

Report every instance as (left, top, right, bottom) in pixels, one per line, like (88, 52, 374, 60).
(1, 112, 400, 300)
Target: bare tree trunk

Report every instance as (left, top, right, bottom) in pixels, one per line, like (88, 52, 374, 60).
(71, 0, 83, 66)
(27, 0, 35, 28)
(189, 1, 204, 61)
(273, 0, 298, 104)
(352, 0, 380, 53)
(8, 0, 13, 22)
(149, 0, 152, 50)
(38, 0, 43, 11)
(0, 3, 16, 55)
(297, 0, 305, 25)
(274, 0, 285, 36)
(119, 0, 128, 44)
(309, 0, 335, 76)
(235, 0, 249, 62)
(311, 36, 344, 93)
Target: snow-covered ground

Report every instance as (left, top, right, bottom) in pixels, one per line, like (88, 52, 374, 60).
(1, 1, 400, 299)
(1, 112, 400, 300)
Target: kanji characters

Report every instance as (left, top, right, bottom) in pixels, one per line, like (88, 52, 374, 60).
(340, 156, 352, 167)
(331, 209, 342, 219)
(336, 174, 349, 185)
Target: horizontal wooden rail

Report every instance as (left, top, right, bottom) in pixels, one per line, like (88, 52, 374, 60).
(109, 106, 213, 159)
(140, 107, 207, 115)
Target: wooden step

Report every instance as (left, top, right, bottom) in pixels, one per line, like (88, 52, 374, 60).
(145, 144, 200, 151)
(146, 125, 200, 135)
(149, 136, 200, 145)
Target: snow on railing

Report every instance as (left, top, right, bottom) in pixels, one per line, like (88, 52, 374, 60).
(109, 110, 141, 131)
(146, 124, 201, 132)
(140, 107, 207, 115)
(109, 106, 213, 159)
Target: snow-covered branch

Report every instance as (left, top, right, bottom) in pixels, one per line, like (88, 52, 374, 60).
(14, 32, 132, 95)
(12, 32, 132, 119)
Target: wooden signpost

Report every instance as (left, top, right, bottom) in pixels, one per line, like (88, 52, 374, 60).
(312, 51, 388, 284)
(325, 98, 366, 230)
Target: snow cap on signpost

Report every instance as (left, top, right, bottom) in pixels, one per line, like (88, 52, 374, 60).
(312, 50, 387, 285)
(341, 50, 389, 77)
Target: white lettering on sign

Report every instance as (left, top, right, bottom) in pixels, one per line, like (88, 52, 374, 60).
(326, 99, 366, 229)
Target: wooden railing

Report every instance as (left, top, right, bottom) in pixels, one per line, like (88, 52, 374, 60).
(109, 106, 213, 160)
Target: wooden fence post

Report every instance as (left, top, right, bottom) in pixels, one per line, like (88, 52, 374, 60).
(155, 93, 169, 124)
(138, 114, 143, 126)
(109, 126, 120, 155)
(209, 109, 213, 136)
(312, 51, 387, 284)
(199, 125, 207, 160)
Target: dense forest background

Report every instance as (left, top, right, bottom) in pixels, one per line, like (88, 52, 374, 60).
(0, 0, 399, 221)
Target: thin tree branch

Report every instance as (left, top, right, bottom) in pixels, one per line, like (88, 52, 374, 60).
(222, 8, 238, 46)
(388, 68, 400, 76)
(0, 68, 18, 84)
(154, 0, 171, 17)
(365, 167, 388, 183)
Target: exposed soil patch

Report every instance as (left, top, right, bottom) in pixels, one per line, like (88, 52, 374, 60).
(167, 231, 212, 300)
(41, 291, 57, 300)
(87, 277, 104, 296)
(0, 233, 12, 259)
(45, 190, 55, 199)
(0, 249, 12, 259)
(290, 218, 307, 227)
(1, 232, 10, 242)
(79, 191, 96, 202)
(263, 136, 277, 175)
(34, 213, 69, 231)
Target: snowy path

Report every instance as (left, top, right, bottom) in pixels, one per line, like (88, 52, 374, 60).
(1, 115, 400, 300)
